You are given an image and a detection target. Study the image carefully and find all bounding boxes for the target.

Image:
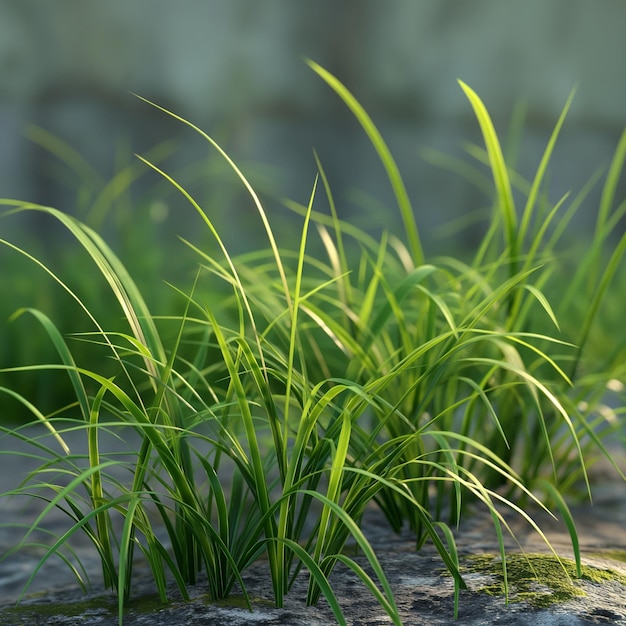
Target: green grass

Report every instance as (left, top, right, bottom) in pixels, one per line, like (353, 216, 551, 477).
(1, 62, 625, 625)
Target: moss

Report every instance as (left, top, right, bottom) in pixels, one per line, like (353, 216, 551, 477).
(0, 592, 274, 624)
(461, 552, 626, 609)
(126, 593, 173, 613)
(0, 598, 115, 621)
(0, 593, 173, 620)
(212, 594, 274, 609)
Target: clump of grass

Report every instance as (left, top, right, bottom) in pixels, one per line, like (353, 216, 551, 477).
(1, 62, 625, 625)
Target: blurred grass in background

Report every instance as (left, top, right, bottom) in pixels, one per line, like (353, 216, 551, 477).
(0, 126, 283, 419)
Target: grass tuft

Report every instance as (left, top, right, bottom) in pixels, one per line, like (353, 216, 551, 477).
(1, 62, 625, 625)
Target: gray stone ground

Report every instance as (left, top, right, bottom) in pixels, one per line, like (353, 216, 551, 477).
(1, 428, 626, 625)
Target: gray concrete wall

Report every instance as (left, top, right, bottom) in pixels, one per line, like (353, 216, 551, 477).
(1, 0, 625, 254)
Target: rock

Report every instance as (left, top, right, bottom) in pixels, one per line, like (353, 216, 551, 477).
(2, 495, 626, 625)
(2, 429, 625, 625)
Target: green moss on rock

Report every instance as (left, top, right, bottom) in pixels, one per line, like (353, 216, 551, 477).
(0, 591, 273, 623)
(0, 598, 114, 621)
(462, 552, 626, 608)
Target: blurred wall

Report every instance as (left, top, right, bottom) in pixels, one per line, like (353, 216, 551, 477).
(1, 0, 626, 254)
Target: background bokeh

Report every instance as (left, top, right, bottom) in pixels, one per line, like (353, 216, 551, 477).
(2, 0, 626, 252)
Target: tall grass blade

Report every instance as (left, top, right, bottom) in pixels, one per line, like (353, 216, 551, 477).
(458, 81, 517, 276)
(307, 59, 424, 266)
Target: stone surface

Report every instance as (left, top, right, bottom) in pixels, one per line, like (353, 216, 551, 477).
(1, 427, 626, 625)
(2, 506, 626, 625)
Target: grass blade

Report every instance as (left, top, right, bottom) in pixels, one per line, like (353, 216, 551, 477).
(307, 59, 424, 266)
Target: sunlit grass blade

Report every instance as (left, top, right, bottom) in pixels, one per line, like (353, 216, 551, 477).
(284, 176, 318, 448)
(87, 385, 115, 590)
(314, 151, 353, 309)
(458, 81, 517, 276)
(0, 386, 70, 454)
(307, 59, 424, 266)
(518, 88, 575, 246)
(2, 204, 164, 387)
(132, 94, 292, 309)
